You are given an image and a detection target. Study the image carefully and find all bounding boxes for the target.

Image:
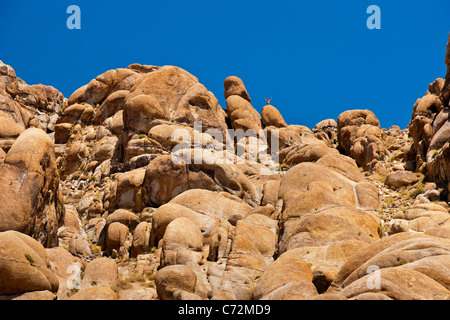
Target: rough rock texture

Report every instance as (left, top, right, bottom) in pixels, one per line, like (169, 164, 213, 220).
(0, 128, 64, 247)
(224, 76, 262, 132)
(313, 119, 338, 148)
(0, 60, 64, 150)
(1, 37, 450, 300)
(385, 171, 419, 189)
(0, 231, 59, 295)
(261, 104, 287, 128)
(328, 233, 450, 300)
(337, 109, 386, 170)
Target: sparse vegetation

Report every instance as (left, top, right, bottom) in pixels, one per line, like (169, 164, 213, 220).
(24, 254, 33, 264)
(432, 149, 440, 159)
(407, 188, 424, 199)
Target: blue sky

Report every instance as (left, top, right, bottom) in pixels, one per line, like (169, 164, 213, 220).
(1, 0, 449, 129)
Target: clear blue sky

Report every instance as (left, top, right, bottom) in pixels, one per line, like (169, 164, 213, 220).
(1, 0, 449, 129)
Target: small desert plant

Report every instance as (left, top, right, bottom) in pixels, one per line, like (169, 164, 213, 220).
(24, 254, 33, 264)
(396, 258, 407, 266)
(128, 272, 146, 283)
(408, 188, 424, 199)
(432, 149, 440, 159)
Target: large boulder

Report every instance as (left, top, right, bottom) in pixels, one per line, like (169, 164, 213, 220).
(223, 76, 251, 102)
(226, 95, 262, 132)
(0, 231, 59, 295)
(168, 189, 253, 221)
(124, 65, 227, 133)
(123, 94, 167, 133)
(155, 264, 198, 300)
(254, 256, 315, 300)
(261, 104, 287, 128)
(142, 155, 220, 206)
(0, 60, 64, 150)
(313, 119, 338, 148)
(142, 155, 259, 207)
(80, 257, 119, 290)
(0, 128, 64, 247)
(151, 202, 221, 247)
(408, 35, 450, 182)
(388, 203, 450, 234)
(384, 171, 419, 189)
(337, 109, 386, 170)
(68, 286, 118, 300)
(106, 167, 146, 212)
(275, 151, 380, 291)
(224, 76, 262, 132)
(329, 233, 450, 299)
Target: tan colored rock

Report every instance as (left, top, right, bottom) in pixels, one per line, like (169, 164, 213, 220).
(123, 136, 163, 162)
(426, 225, 450, 239)
(279, 162, 354, 200)
(0, 147, 5, 164)
(155, 265, 197, 300)
(61, 140, 87, 174)
(260, 280, 319, 300)
(389, 203, 450, 234)
(337, 109, 385, 170)
(409, 93, 444, 172)
(131, 221, 151, 258)
(68, 68, 139, 106)
(161, 217, 203, 251)
(92, 90, 129, 124)
(80, 257, 119, 290)
(385, 171, 419, 188)
(226, 95, 262, 132)
(0, 128, 64, 247)
(105, 209, 139, 230)
(279, 206, 380, 253)
(1, 290, 56, 300)
(106, 222, 131, 258)
(68, 286, 118, 300)
(169, 189, 253, 221)
(339, 267, 449, 300)
(107, 167, 145, 212)
(254, 256, 314, 300)
(142, 155, 223, 206)
(92, 136, 118, 163)
(46, 246, 85, 280)
(224, 76, 251, 102)
(151, 202, 220, 246)
(313, 119, 338, 147)
(329, 233, 450, 300)
(0, 231, 59, 295)
(54, 122, 73, 143)
(126, 65, 227, 133)
(261, 104, 287, 128)
(235, 220, 276, 257)
(279, 139, 337, 165)
(123, 94, 167, 133)
(280, 240, 369, 293)
(0, 61, 64, 146)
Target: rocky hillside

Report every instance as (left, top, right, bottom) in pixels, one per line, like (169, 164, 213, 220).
(0, 33, 449, 301)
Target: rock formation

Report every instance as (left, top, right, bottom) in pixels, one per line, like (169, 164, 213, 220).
(0, 33, 450, 301)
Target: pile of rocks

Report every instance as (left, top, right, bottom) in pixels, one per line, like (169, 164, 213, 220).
(0, 32, 449, 300)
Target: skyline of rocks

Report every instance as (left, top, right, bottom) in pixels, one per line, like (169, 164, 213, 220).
(0, 32, 449, 301)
